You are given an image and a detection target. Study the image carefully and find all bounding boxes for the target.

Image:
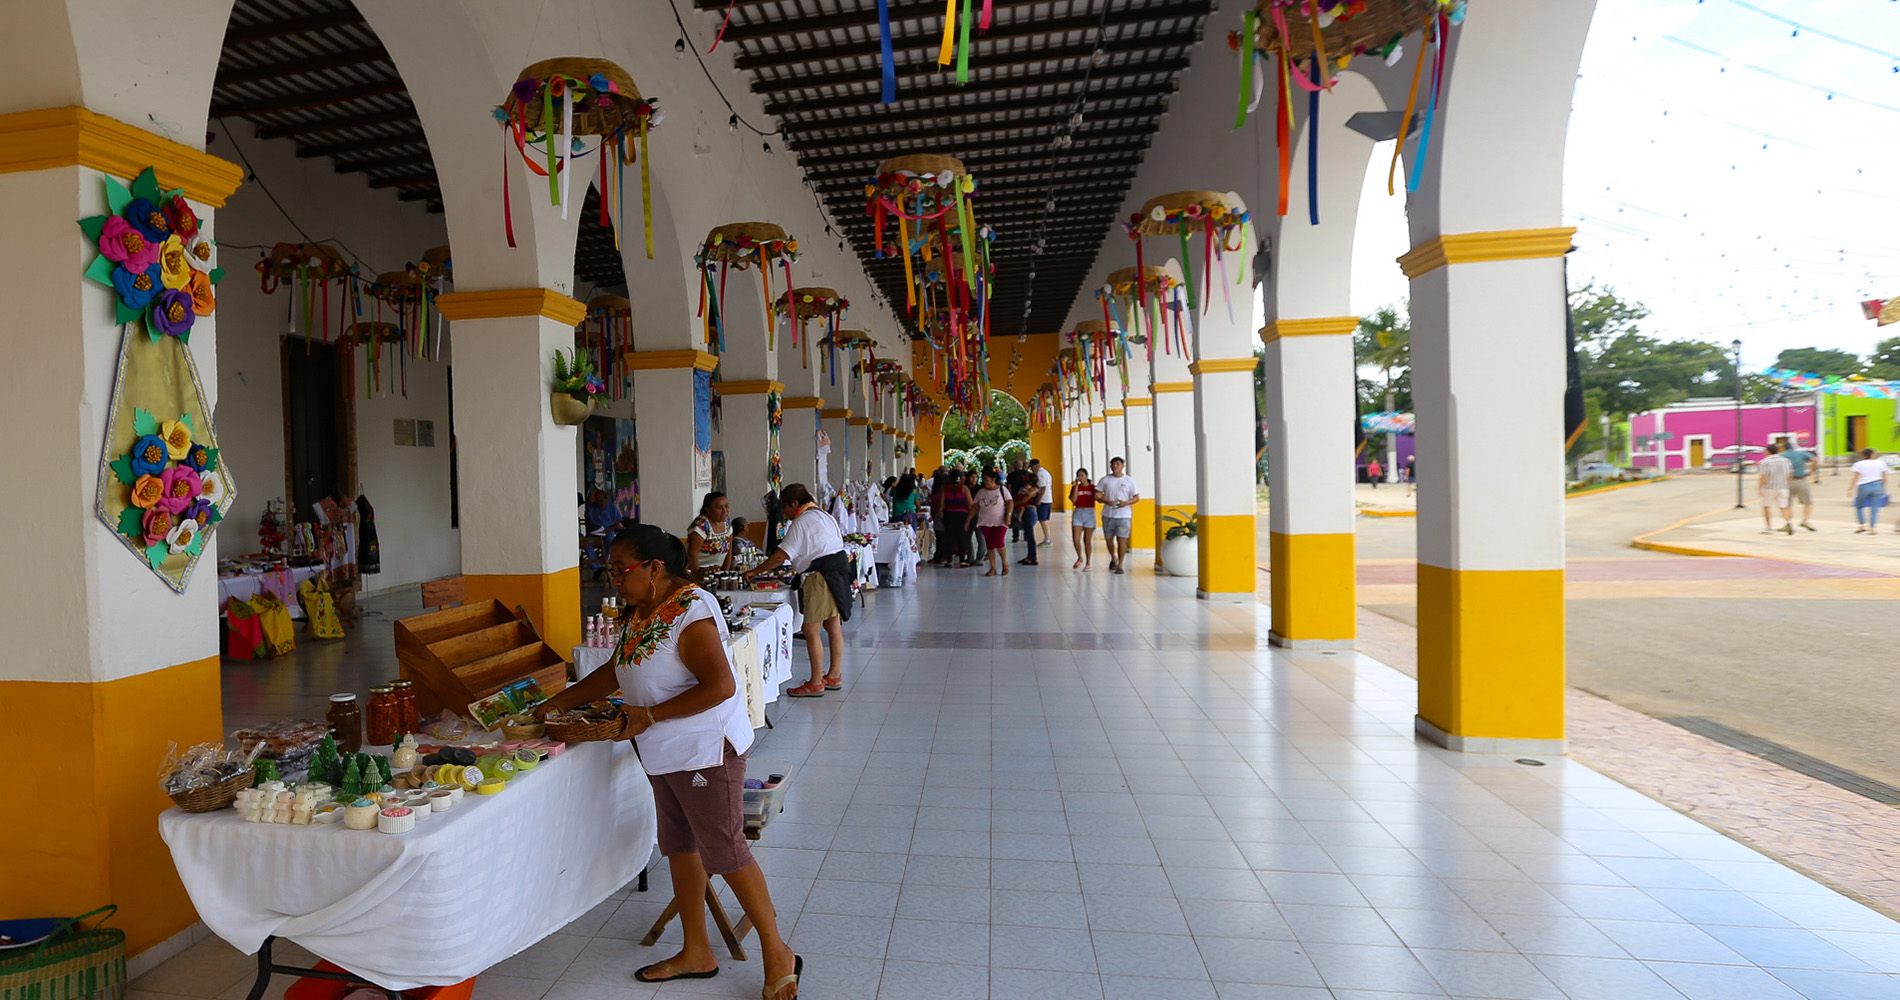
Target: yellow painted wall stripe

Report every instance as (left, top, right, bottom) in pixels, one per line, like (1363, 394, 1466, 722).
(1260, 316, 1358, 345)
(848, 417, 872, 426)
(1123, 396, 1153, 407)
(1267, 531, 1355, 641)
(783, 396, 823, 409)
(1196, 514, 1256, 593)
(719, 379, 784, 395)
(437, 288, 588, 327)
(0, 106, 244, 206)
(1103, 408, 1125, 417)
(1152, 381, 1194, 394)
(1416, 564, 1565, 740)
(1397, 227, 1577, 279)
(821, 408, 853, 419)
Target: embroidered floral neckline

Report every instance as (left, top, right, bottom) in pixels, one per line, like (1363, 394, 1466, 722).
(614, 586, 699, 666)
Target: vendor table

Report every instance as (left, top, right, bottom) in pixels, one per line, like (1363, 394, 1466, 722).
(218, 565, 321, 618)
(158, 739, 656, 992)
(850, 542, 879, 592)
(875, 525, 921, 586)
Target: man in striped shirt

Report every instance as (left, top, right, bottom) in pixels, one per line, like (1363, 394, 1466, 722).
(1758, 441, 1794, 536)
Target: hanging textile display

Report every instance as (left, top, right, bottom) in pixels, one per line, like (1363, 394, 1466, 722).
(496, 58, 662, 256)
(696, 222, 801, 357)
(80, 166, 238, 590)
(867, 154, 993, 427)
(413, 244, 453, 360)
(343, 322, 407, 400)
(780, 286, 846, 372)
(1028, 381, 1062, 430)
(583, 294, 634, 402)
(1122, 191, 1251, 326)
(1235, 1, 1464, 210)
(1097, 262, 1190, 362)
(256, 242, 351, 349)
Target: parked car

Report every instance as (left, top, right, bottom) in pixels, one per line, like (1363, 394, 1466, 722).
(1577, 462, 1620, 479)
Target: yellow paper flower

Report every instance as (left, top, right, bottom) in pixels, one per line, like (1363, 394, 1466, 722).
(158, 236, 193, 290)
(160, 419, 193, 460)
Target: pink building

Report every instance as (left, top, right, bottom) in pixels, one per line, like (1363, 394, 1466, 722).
(1628, 396, 1820, 471)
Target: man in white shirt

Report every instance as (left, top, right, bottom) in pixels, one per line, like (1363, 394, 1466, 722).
(1757, 442, 1794, 536)
(1030, 459, 1055, 548)
(745, 484, 849, 697)
(1096, 456, 1140, 574)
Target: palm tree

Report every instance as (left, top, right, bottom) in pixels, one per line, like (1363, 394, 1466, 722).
(1356, 304, 1410, 482)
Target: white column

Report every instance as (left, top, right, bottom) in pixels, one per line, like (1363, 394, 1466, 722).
(1150, 316, 1198, 571)
(1188, 243, 1257, 598)
(1120, 346, 1158, 550)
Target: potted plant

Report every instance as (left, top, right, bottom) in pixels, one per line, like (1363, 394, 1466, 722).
(1159, 509, 1198, 578)
(551, 349, 607, 426)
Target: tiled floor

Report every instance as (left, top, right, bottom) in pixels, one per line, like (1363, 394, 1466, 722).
(141, 559, 1900, 1000)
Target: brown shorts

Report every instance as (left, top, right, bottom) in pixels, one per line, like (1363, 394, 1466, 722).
(649, 741, 754, 876)
(800, 572, 840, 623)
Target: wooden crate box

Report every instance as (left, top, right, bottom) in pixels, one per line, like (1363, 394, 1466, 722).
(394, 600, 568, 718)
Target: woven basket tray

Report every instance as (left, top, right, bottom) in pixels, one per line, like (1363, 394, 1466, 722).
(0, 906, 125, 998)
(545, 711, 627, 743)
(505, 57, 648, 136)
(876, 153, 967, 179)
(1256, 0, 1433, 63)
(1133, 191, 1245, 236)
(167, 768, 254, 813)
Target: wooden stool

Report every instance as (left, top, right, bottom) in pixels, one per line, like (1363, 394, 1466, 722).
(640, 878, 755, 961)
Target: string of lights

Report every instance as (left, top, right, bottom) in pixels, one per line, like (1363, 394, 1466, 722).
(1711, 0, 1900, 65)
(1661, 34, 1900, 115)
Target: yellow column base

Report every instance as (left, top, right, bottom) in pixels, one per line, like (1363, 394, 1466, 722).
(0, 656, 223, 955)
(1127, 498, 1156, 549)
(465, 567, 582, 656)
(1416, 564, 1566, 751)
(1196, 514, 1257, 596)
(1268, 532, 1355, 646)
(1154, 504, 1195, 571)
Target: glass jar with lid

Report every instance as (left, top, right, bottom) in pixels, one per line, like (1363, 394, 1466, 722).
(390, 679, 419, 736)
(366, 685, 397, 747)
(326, 693, 362, 752)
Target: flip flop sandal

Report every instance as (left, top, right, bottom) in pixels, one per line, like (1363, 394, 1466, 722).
(636, 961, 719, 983)
(787, 683, 826, 698)
(763, 955, 803, 1000)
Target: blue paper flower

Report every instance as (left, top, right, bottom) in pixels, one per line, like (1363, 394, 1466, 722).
(124, 198, 172, 242)
(111, 263, 163, 312)
(129, 434, 170, 477)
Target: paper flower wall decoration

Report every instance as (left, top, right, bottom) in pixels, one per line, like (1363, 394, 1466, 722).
(78, 168, 227, 340)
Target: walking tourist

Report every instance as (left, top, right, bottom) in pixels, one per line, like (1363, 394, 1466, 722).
(1097, 456, 1140, 574)
(974, 470, 1014, 577)
(1779, 439, 1818, 531)
(890, 472, 918, 526)
(936, 472, 975, 567)
(1404, 454, 1416, 497)
(536, 525, 802, 999)
(685, 492, 735, 580)
(1031, 458, 1055, 548)
(1011, 460, 1044, 566)
(1757, 442, 1794, 536)
(1366, 456, 1383, 488)
(1069, 468, 1097, 570)
(744, 484, 851, 696)
(1851, 448, 1888, 534)
(1006, 460, 1036, 545)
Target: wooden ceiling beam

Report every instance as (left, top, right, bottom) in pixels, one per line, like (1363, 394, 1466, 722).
(752, 36, 1197, 94)
(223, 10, 368, 47)
(794, 125, 1155, 170)
(804, 146, 1144, 181)
(215, 44, 392, 89)
(787, 99, 1163, 145)
(296, 130, 428, 159)
(335, 152, 436, 175)
(734, 2, 1211, 71)
(254, 107, 422, 139)
(764, 61, 1188, 115)
(368, 172, 439, 189)
(693, 0, 1041, 40)
(212, 80, 406, 118)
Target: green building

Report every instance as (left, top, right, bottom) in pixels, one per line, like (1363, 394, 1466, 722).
(1821, 395, 1900, 458)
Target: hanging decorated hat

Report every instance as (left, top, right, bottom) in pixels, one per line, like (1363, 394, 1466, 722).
(496, 57, 660, 255)
(695, 222, 802, 358)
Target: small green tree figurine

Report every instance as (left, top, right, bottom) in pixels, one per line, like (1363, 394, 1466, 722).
(340, 756, 363, 798)
(252, 759, 280, 788)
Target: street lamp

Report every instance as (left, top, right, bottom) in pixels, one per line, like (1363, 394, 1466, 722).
(1733, 338, 1745, 508)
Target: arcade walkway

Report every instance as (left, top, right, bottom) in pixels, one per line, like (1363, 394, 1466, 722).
(136, 563, 1900, 1000)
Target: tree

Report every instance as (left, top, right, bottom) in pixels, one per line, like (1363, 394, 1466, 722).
(1774, 347, 1859, 378)
(1570, 282, 1650, 349)
(1569, 284, 1732, 418)
(942, 390, 1030, 452)
(1353, 303, 1412, 413)
(1863, 337, 1900, 379)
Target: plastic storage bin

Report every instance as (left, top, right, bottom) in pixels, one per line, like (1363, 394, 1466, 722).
(742, 757, 793, 832)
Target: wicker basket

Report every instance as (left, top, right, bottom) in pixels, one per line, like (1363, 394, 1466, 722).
(501, 716, 547, 740)
(1133, 191, 1246, 236)
(784, 287, 845, 321)
(167, 768, 254, 813)
(1256, 0, 1433, 63)
(505, 58, 648, 136)
(588, 294, 632, 316)
(876, 153, 968, 179)
(0, 906, 125, 1000)
(1073, 320, 1111, 336)
(263, 241, 350, 280)
(545, 710, 627, 744)
(702, 222, 793, 267)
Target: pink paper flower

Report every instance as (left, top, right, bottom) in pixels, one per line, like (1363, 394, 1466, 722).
(157, 466, 202, 514)
(100, 216, 160, 271)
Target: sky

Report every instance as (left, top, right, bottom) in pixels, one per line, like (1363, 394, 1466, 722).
(1342, 0, 1899, 371)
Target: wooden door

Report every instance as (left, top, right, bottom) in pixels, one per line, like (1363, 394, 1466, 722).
(1688, 439, 1705, 468)
(1848, 415, 1867, 454)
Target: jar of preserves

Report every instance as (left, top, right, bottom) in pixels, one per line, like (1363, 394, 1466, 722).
(326, 693, 363, 752)
(366, 685, 397, 747)
(391, 679, 419, 736)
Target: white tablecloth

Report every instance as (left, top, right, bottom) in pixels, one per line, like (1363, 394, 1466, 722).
(159, 740, 656, 991)
(875, 526, 921, 585)
(569, 598, 795, 718)
(850, 542, 879, 590)
(218, 566, 321, 618)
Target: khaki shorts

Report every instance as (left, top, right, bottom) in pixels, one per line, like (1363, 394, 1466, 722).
(800, 571, 840, 623)
(1762, 489, 1790, 510)
(1789, 479, 1812, 505)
